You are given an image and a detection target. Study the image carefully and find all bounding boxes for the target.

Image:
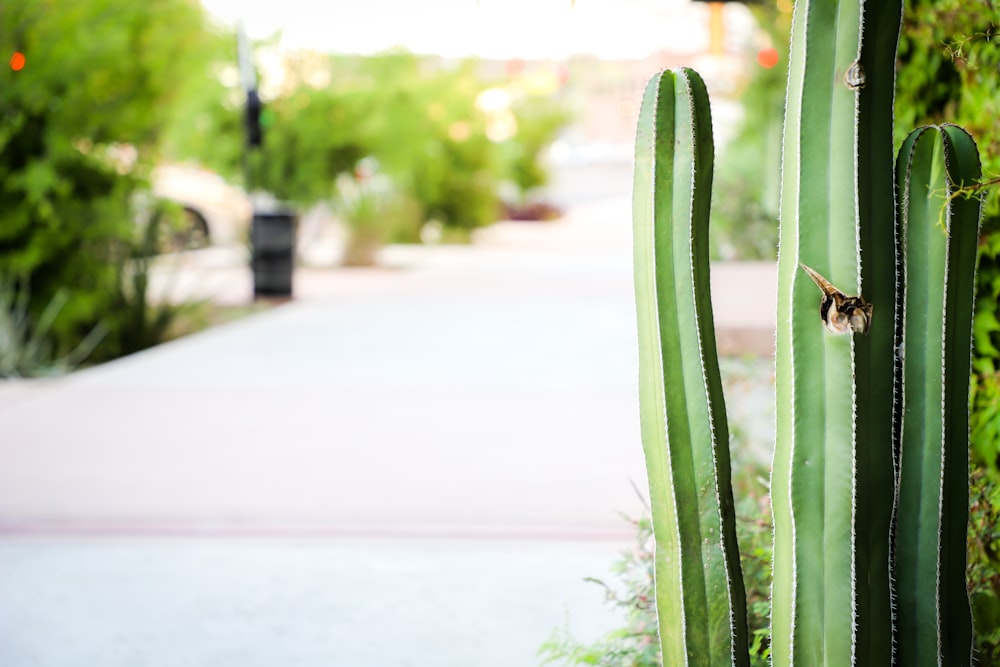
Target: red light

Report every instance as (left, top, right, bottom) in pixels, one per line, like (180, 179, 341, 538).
(757, 47, 779, 69)
(9, 51, 25, 71)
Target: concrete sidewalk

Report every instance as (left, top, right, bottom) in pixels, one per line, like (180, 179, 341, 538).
(0, 537, 627, 667)
(0, 178, 776, 666)
(0, 197, 654, 537)
(0, 193, 775, 537)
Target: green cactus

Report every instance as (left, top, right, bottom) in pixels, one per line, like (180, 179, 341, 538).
(631, 3, 983, 666)
(771, 1, 901, 664)
(632, 67, 749, 667)
(894, 123, 982, 666)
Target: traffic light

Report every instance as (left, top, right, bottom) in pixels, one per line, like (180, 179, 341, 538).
(245, 88, 263, 148)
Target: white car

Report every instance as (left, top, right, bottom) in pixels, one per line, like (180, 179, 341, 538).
(150, 165, 252, 250)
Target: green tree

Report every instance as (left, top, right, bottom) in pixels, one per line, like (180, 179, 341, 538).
(169, 45, 572, 241)
(240, 52, 533, 238)
(503, 90, 573, 202)
(351, 53, 503, 235)
(253, 81, 368, 206)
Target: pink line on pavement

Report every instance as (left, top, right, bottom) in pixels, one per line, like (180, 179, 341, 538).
(0, 518, 634, 541)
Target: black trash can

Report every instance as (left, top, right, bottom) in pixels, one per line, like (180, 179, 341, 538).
(251, 208, 296, 297)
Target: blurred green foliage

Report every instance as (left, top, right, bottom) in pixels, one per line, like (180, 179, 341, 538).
(334, 168, 423, 264)
(96, 200, 210, 363)
(0, 274, 105, 377)
(969, 468, 1000, 664)
(178, 49, 570, 237)
(503, 91, 574, 201)
(0, 0, 225, 361)
(344, 53, 503, 235)
(709, 4, 790, 261)
(973, 227, 1000, 458)
(1, 0, 568, 367)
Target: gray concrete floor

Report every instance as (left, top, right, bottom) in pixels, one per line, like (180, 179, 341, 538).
(0, 537, 625, 667)
(0, 163, 776, 666)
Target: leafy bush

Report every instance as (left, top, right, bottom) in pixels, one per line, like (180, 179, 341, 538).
(334, 167, 422, 265)
(973, 229, 1000, 469)
(90, 203, 209, 363)
(0, 0, 224, 359)
(175, 51, 570, 241)
(501, 89, 573, 203)
(0, 275, 105, 378)
(251, 82, 368, 206)
(969, 469, 1000, 664)
(349, 54, 504, 236)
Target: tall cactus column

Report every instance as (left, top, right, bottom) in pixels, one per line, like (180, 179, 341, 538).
(632, 68, 749, 667)
(771, 1, 902, 665)
(894, 124, 982, 666)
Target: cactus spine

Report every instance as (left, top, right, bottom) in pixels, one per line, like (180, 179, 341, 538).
(632, 67, 749, 667)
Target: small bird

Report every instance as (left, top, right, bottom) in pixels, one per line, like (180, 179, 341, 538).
(800, 264, 873, 335)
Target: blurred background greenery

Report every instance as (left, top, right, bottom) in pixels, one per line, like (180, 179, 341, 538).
(1, 0, 214, 365)
(0, 0, 571, 369)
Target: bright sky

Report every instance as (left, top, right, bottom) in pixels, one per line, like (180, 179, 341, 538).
(200, 0, 751, 60)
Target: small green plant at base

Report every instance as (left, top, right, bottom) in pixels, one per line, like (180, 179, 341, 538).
(539, 465, 774, 667)
(540, 468, 1000, 666)
(88, 204, 210, 363)
(542, 355, 776, 667)
(539, 513, 659, 667)
(0, 275, 106, 378)
(334, 165, 422, 267)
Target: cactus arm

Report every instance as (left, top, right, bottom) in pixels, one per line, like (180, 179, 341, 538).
(772, 1, 901, 664)
(632, 67, 749, 667)
(894, 124, 981, 666)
